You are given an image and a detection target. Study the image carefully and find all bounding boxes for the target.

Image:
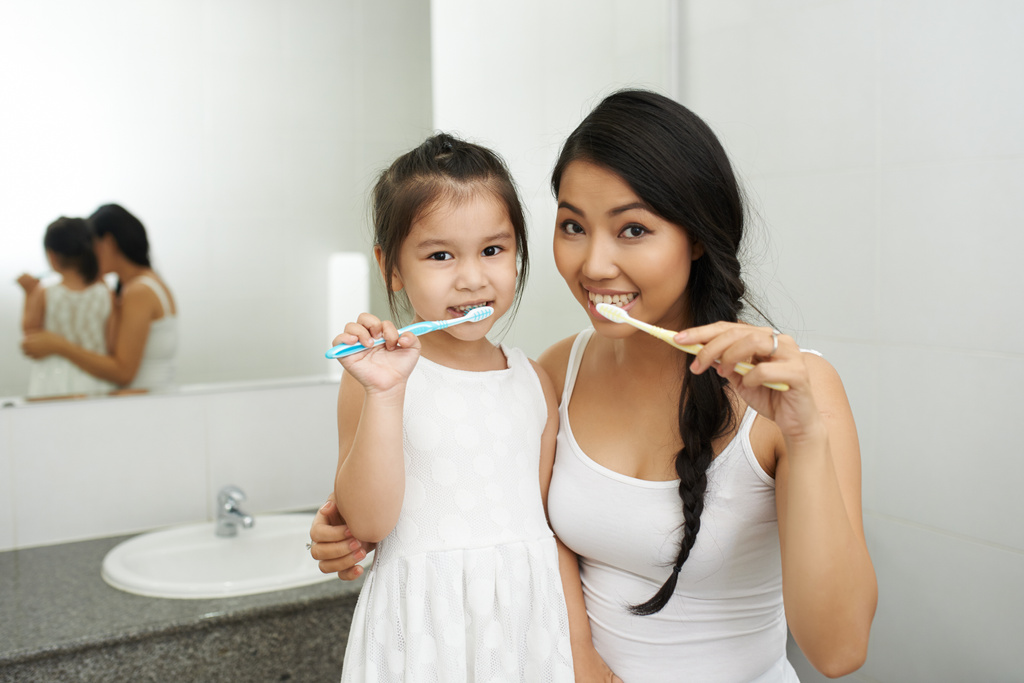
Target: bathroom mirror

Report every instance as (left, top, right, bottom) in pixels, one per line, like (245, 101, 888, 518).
(0, 0, 432, 399)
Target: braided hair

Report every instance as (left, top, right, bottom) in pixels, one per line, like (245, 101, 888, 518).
(551, 90, 747, 615)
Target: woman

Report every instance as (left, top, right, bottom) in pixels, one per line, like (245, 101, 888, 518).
(311, 90, 876, 681)
(22, 204, 178, 392)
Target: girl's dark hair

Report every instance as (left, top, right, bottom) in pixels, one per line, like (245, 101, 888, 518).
(88, 203, 151, 268)
(44, 216, 99, 283)
(552, 89, 747, 615)
(372, 132, 529, 318)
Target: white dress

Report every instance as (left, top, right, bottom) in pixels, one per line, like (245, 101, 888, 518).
(27, 281, 113, 398)
(341, 345, 574, 682)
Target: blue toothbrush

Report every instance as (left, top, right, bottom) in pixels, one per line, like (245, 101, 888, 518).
(325, 306, 495, 359)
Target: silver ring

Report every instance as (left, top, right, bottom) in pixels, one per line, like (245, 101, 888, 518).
(769, 329, 781, 357)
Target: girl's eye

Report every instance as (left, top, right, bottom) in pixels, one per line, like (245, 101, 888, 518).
(428, 252, 453, 261)
(621, 224, 648, 238)
(482, 245, 503, 257)
(560, 220, 585, 235)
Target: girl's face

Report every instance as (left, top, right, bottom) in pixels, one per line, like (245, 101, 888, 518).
(553, 160, 702, 335)
(381, 191, 519, 342)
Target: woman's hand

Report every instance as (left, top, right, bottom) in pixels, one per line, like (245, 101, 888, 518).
(309, 498, 375, 580)
(16, 273, 40, 294)
(675, 322, 823, 443)
(332, 313, 420, 395)
(21, 330, 68, 359)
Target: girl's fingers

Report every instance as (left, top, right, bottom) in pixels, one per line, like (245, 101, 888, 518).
(380, 320, 401, 349)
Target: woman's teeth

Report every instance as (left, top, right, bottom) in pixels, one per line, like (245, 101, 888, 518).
(588, 292, 636, 306)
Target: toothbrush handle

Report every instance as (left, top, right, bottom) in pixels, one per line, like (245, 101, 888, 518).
(325, 321, 436, 359)
(647, 324, 790, 391)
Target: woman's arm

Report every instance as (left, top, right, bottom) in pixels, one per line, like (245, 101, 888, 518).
(537, 343, 622, 683)
(679, 323, 877, 677)
(773, 355, 876, 677)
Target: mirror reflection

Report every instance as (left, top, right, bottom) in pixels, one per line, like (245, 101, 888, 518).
(1, 0, 432, 399)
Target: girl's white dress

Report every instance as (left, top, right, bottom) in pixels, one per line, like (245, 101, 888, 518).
(27, 281, 113, 398)
(341, 345, 574, 682)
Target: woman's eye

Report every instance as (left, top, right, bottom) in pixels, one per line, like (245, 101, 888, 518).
(482, 245, 503, 257)
(560, 220, 585, 235)
(622, 224, 648, 238)
(428, 252, 452, 261)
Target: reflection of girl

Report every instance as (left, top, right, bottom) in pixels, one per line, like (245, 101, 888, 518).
(18, 217, 114, 399)
(332, 134, 573, 681)
(21, 204, 178, 392)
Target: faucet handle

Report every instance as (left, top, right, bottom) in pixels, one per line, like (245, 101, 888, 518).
(217, 484, 247, 506)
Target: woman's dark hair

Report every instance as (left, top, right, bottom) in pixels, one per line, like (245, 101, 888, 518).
(44, 216, 99, 283)
(552, 89, 747, 615)
(88, 203, 151, 268)
(372, 132, 529, 318)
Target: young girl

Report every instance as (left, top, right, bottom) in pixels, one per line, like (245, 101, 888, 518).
(18, 216, 114, 399)
(331, 133, 574, 681)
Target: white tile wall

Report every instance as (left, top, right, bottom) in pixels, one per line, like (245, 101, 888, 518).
(0, 380, 339, 551)
(683, 0, 1024, 680)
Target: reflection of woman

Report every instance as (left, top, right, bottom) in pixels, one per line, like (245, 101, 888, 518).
(21, 204, 178, 392)
(18, 216, 114, 399)
(311, 90, 876, 681)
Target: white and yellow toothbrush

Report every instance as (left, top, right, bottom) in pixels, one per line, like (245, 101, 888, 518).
(595, 303, 789, 391)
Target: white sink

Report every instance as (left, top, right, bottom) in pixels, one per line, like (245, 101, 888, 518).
(101, 513, 335, 599)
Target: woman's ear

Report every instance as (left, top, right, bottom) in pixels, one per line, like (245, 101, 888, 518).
(373, 246, 403, 292)
(691, 240, 705, 261)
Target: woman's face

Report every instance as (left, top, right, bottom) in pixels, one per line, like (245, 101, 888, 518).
(553, 160, 701, 335)
(92, 234, 116, 274)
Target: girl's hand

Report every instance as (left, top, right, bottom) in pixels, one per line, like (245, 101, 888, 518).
(16, 273, 40, 294)
(332, 313, 420, 394)
(21, 330, 67, 359)
(309, 499, 375, 580)
(676, 322, 823, 444)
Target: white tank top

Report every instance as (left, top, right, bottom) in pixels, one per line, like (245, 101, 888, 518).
(548, 328, 799, 683)
(129, 275, 177, 391)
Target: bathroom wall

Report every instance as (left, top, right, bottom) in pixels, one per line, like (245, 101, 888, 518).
(429, 0, 678, 357)
(679, 1, 1024, 681)
(0, 380, 339, 551)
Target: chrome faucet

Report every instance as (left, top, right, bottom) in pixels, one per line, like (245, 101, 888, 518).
(216, 485, 255, 537)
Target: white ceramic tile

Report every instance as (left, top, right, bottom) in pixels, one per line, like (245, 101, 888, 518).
(879, 0, 1024, 165)
(0, 411, 15, 551)
(11, 394, 207, 547)
(207, 384, 339, 516)
(860, 514, 1024, 682)
(870, 347, 1024, 551)
(689, 0, 878, 177)
(744, 171, 878, 340)
(877, 159, 1024, 356)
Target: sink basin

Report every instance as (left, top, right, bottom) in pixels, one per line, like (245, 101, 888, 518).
(101, 513, 336, 599)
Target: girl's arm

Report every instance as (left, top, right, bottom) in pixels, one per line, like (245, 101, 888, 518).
(20, 281, 154, 385)
(21, 283, 45, 334)
(535, 349, 622, 683)
(680, 323, 877, 677)
(333, 315, 420, 544)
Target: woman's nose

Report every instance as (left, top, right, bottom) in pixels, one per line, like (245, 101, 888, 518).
(581, 235, 618, 281)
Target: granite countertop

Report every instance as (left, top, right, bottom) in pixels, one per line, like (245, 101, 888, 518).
(0, 533, 363, 667)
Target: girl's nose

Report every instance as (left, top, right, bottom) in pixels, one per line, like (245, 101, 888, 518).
(455, 256, 486, 290)
(581, 235, 619, 281)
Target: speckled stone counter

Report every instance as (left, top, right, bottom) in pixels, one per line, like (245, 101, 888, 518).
(0, 533, 363, 682)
